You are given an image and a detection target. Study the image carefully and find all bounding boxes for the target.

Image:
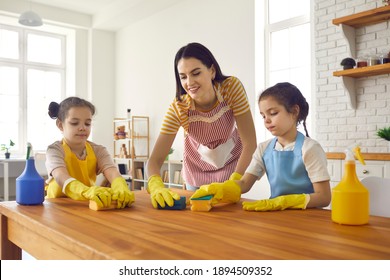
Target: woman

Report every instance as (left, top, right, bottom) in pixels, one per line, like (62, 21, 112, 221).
(146, 42, 256, 208)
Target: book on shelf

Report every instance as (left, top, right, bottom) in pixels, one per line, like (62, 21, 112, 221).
(178, 171, 185, 184)
(118, 163, 127, 175)
(136, 168, 144, 180)
(173, 170, 181, 184)
(162, 170, 169, 183)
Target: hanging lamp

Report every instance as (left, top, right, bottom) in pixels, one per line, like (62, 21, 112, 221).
(18, 1, 43, 27)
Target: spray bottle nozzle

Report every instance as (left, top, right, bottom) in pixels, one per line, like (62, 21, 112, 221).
(353, 146, 365, 165)
(345, 144, 365, 165)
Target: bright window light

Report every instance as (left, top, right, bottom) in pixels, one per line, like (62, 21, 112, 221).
(0, 24, 66, 154)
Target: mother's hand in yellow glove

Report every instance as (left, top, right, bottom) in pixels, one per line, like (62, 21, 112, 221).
(110, 176, 135, 208)
(147, 175, 180, 208)
(190, 172, 242, 206)
(242, 194, 310, 211)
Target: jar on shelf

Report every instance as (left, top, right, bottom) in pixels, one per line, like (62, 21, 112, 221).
(367, 55, 379, 66)
(356, 57, 368, 68)
(379, 50, 390, 64)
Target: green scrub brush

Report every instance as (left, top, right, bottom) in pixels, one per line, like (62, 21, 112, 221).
(26, 142, 32, 160)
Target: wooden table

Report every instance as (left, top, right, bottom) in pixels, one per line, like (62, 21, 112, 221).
(1, 190, 389, 260)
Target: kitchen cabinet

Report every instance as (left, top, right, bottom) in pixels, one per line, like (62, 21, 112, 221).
(326, 152, 390, 210)
(332, 5, 390, 109)
(327, 152, 390, 188)
(0, 159, 25, 201)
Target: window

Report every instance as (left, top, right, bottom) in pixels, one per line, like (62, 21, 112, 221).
(0, 24, 65, 154)
(257, 0, 313, 139)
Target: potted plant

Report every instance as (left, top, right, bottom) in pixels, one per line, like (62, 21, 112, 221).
(165, 148, 174, 161)
(1, 140, 15, 159)
(376, 127, 390, 149)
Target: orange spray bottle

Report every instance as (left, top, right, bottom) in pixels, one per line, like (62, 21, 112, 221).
(331, 145, 369, 225)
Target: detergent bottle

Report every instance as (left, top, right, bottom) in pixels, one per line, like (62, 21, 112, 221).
(331, 145, 369, 225)
(16, 143, 45, 205)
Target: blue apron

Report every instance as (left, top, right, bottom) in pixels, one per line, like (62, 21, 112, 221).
(263, 132, 313, 198)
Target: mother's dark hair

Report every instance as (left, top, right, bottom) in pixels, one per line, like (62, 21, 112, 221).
(174, 42, 229, 100)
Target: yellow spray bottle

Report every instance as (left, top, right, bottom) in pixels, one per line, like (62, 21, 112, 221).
(331, 145, 369, 225)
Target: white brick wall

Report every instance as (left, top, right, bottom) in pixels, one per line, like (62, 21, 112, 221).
(315, 0, 390, 153)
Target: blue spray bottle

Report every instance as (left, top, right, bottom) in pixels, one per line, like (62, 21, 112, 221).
(16, 143, 45, 205)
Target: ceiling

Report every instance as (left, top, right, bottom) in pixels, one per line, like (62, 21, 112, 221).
(34, 0, 118, 15)
(31, 0, 182, 30)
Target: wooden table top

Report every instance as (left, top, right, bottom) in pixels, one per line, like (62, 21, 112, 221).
(1, 190, 389, 260)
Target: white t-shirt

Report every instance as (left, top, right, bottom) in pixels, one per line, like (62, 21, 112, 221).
(246, 136, 330, 183)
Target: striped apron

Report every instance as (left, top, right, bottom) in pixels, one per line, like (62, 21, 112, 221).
(183, 90, 242, 187)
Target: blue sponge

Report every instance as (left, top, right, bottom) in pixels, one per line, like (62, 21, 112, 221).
(157, 196, 186, 210)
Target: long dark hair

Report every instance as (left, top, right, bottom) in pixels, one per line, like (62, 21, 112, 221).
(259, 82, 310, 137)
(174, 42, 229, 100)
(48, 96, 96, 121)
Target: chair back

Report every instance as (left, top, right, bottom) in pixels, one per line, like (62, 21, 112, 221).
(34, 152, 47, 178)
(361, 176, 390, 218)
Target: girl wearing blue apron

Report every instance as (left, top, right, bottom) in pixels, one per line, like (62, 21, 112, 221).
(191, 82, 331, 211)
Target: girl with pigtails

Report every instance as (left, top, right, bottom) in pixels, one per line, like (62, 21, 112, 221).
(192, 82, 331, 211)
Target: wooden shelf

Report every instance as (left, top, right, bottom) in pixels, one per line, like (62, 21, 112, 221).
(333, 63, 390, 78)
(327, 152, 390, 161)
(332, 5, 390, 27)
(113, 116, 149, 191)
(332, 5, 390, 109)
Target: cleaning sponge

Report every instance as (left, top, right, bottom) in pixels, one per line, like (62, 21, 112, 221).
(157, 196, 187, 210)
(190, 195, 213, 211)
(89, 200, 117, 211)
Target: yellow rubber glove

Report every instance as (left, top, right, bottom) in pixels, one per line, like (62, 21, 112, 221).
(147, 175, 180, 208)
(64, 180, 112, 208)
(190, 172, 242, 206)
(110, 177, 135, 208)
(242, 194, 310, 211)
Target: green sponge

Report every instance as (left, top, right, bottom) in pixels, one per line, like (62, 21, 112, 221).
(190, 195, 213, 201)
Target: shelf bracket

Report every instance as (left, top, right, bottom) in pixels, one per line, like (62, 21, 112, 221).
(340, 24, 356, 58)
(341, 76, 356, 109)
(339, 24, 356, 109)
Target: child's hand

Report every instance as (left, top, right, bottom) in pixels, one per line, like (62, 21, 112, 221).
(83, 186, 113, 208)
(64, 179, 112, 208)
(242, 194, 310, 211)
(110, 177, 135, 208)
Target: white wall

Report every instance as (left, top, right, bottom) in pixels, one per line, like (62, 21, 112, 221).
(315, 0, 390, 153)
(90, 30, 116, 153)
(115, 0, 256, 160)
(114, 0, 271, 199)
